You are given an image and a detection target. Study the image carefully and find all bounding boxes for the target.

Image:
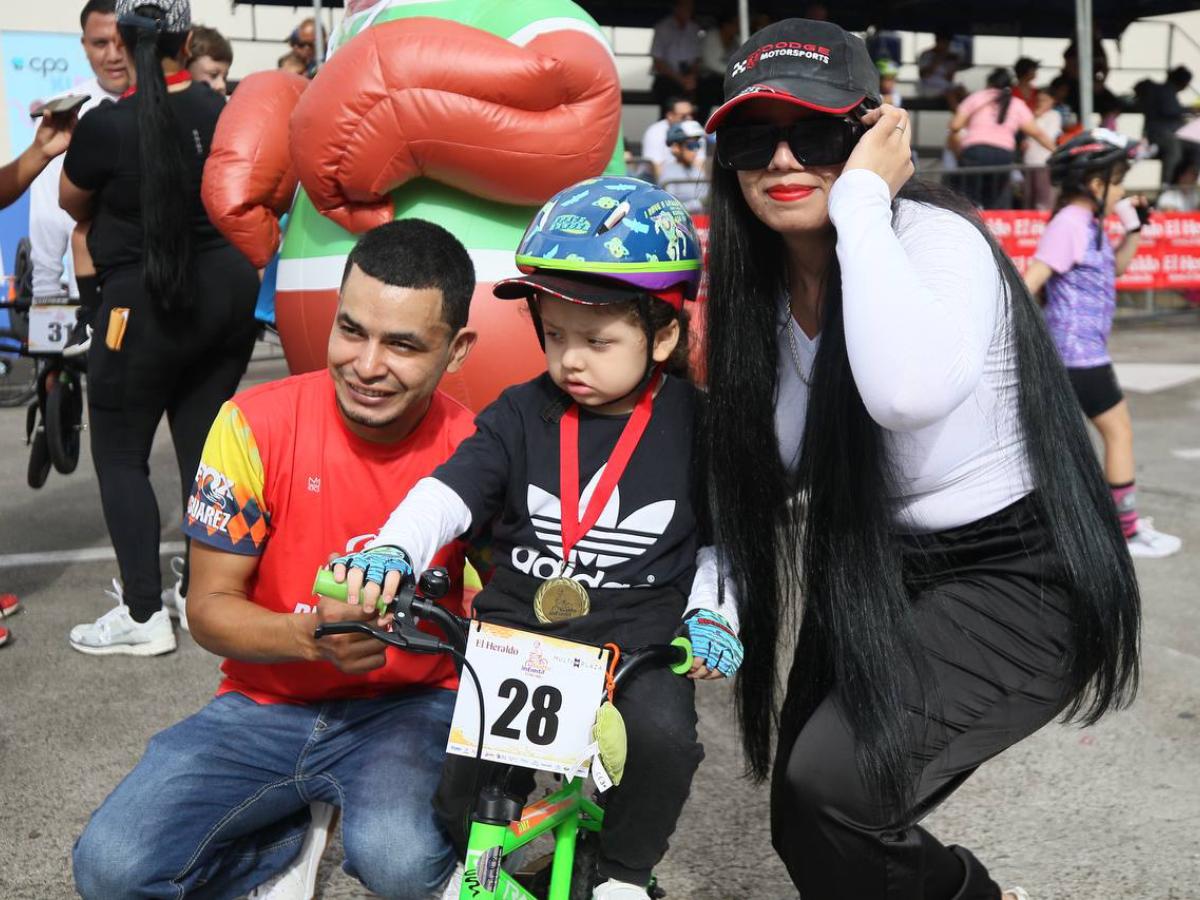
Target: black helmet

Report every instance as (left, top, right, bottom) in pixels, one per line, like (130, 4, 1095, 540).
(1047, 128, 1138, 186)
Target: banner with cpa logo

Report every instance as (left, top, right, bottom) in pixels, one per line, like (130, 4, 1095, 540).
(0, 31, 92, 278)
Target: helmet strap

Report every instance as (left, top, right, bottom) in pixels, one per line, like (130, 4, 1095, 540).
(1091, 166, 1113, 251)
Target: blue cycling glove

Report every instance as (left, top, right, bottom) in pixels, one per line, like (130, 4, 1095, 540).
(684, 608, 744, 678)
(329, 545, 414, 605)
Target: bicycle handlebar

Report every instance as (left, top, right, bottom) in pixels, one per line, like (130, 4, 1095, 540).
(309, 566, 694, 678)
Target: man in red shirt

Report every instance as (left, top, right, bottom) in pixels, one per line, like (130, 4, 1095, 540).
(73, 220, 480, 900)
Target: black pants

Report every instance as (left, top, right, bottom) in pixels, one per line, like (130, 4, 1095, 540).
(957, 145, 1016, 210)
(771, 495, 1075, 899)
(87, 245, 258, 620)
(434, 568, 704, 885)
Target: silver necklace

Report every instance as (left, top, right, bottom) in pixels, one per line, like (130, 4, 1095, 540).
(785, 316, 812, 387)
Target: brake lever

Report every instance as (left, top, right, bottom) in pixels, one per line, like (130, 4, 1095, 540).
(312, 618, 449, 655)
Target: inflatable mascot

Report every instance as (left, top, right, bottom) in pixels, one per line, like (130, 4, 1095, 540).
(203, 0, 624, 410)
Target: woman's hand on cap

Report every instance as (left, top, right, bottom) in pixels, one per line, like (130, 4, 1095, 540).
(842, 104, 915, 199)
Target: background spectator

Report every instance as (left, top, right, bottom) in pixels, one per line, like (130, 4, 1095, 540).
(876, 58, 902, 107)
(917, 31, 961, 101)
(641, 96, 704, 182)
(650, 0, 701, 116)
(866, 26, 902, 66)
(1158, 159, 1200, 211)
(1024, 90, 1065, 209)
(1013, 57, 1040, 110)
(29, 0, 127, 313)
(951, 67, 1056, 208)
(186, 25, 232, 97)
(286, 16, 325, 78)
(659, 120, 707, 212)
(277, 50, 306, 75)
(0, 106, 78, 650)
(697, 9, 738, 121)
(1062, 33, 1118, 123)
(60, 0, 259, 657)
(1142, 66, 1195, 187)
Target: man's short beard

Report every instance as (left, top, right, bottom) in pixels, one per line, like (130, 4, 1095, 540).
(335, 394, 399, 431)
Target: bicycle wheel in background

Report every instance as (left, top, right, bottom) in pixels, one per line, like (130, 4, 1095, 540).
(46, 373, 82, 474)
(28, 429, 51, 489)
(0, 356, 37, 408)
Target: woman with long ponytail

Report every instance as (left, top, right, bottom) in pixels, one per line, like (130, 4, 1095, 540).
(61, 0, 259, 656)
(702, 18, 1139, 900)
(951, 66, 1057, 209)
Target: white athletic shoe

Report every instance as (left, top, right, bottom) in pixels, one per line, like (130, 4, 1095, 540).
(1127, 518, 1182, 559)
(1003, 889, 1031, 900)
(160, 556, 188, 631)
(438, 862, 464, 900)
(248, 802, 337, 900)
(68, 581, 177, 656)
(592, 878, 649, 899)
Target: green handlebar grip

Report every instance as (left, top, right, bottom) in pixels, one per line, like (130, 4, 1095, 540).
(669, 635, 693, 675)
(312, 568, 348, 602)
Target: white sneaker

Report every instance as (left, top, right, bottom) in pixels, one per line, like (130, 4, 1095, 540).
(68, 581, 177, 656)
(1127, 518, 1182, 559)
(248, 802, 337, 900)
(160, 556, 188, 631)
(592, 878, 648, 899)
(1003, 889, 1031, 900)
(438, 862, 464, 900)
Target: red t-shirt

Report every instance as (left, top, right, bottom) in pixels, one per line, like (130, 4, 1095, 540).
(184, 370, 476, 704)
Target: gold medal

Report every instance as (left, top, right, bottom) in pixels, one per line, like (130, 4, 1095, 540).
(533, 576, 590, 623)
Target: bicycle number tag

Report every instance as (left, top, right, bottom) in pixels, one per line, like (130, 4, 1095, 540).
(447, 621, 608, 775)
(28, 305, 79, 353)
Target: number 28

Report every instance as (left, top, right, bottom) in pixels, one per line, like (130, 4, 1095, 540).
(490, 678, 562, 745)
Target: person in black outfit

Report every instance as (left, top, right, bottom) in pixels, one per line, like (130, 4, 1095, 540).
(60, 0, 258, 657)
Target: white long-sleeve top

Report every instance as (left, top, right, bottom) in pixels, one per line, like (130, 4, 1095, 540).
(29, 78, 119, 299)
(775, 169, 1034, 533)
(369, 477, 740, 634)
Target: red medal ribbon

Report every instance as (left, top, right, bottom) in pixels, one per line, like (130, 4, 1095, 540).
(558, 369, 662, 570)
(121, 70, 192, 99)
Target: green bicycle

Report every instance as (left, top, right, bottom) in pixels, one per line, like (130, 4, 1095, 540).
(312, 567, 693, 900)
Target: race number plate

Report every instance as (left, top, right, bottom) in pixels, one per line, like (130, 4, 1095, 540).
(447, 622, 608, 774)
(28, 304, 79, 353)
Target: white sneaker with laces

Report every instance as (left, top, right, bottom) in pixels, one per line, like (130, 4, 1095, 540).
(1126, 517, 1182, 559)
(438, 862, 464, 900)
(160, 556, 188, 631)
(592, 878, 649, 899)
(247, 802, 337, 900)
(68, 580, 177, 656)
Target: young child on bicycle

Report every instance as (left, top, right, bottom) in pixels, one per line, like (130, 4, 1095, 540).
(1023, 128, 1181, 558)
(332, 177, 742, 900)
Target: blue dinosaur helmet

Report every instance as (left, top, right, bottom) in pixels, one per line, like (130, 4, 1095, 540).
(494, 176, 703, 308)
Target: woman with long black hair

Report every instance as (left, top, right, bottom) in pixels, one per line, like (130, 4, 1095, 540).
(950, 67, 1056, 209)
(61, 0, 258, 656)
(701, 19, 1140, 900)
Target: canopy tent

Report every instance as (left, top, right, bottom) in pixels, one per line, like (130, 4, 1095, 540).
(231, 0, 1195, 127)
(576, 1, 1197, 37)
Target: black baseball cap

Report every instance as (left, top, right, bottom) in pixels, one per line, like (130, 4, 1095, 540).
(705, 18, 881, 132)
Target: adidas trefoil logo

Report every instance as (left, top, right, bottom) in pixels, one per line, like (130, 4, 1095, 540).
(513, 465, 675, 588)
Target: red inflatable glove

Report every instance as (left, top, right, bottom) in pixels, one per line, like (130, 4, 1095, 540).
(291, 17, 622, 234)
(202, 70, 309, 267)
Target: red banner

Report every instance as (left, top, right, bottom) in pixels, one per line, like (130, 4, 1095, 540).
(692, 212, 1200, 292)
(981, 210, 1200, 291)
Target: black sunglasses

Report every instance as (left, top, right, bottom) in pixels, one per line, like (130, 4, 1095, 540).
(716, 118, 864, 170)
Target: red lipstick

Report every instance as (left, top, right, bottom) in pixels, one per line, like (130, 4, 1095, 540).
(766, 185, 815, 202)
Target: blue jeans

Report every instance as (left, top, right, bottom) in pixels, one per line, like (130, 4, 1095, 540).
(73, 689, 457, 899)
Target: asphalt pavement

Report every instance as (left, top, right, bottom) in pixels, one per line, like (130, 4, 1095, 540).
(1, 321, 1197, 899)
